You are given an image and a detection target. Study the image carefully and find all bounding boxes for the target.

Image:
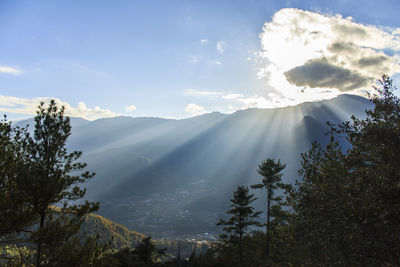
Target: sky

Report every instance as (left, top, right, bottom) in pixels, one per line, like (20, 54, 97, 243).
(1, 0, 400, 120)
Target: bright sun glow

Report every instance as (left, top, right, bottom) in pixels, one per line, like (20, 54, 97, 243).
(255, 8, 400, 108)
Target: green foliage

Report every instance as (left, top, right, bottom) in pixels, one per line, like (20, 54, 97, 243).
(288, 75, 400, 265)
(206, 76, 400, 266)
(0, 117, 37, 241)
(217, 186, 261, 236)
(109, 236, 166, 266)
(41, 234, 117, 267)
(0, 244, 35, 266)
(133, 236, 166, 265)
(253, 158, 286, 191)
(251, 158, 290, 263)
(16, 100, 100, 266)
(81, 213, 145, 249)
(288, 139, 351, 265)
(0, 100, 108, 266)
(217, 186, 261, 266)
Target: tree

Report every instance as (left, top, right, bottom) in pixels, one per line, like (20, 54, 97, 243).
(0, 117, 37, 240)
(13, 100, 99, 266)
(132, 236, 166, 266)
(217, 186, 261, 266)
(251, 158, 288, 261)
(0, 117, 39, 264)
(288, 139, 351, 265)
(336, 75, 400, 264)
(289, 75, 400, 265)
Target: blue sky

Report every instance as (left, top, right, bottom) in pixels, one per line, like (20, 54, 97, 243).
(1, 0, 400, 120)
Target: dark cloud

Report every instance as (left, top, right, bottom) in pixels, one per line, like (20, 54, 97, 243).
(284, 58, 372, 91)
(328, 42, 357, 54)
(357, 55, 390, 67)
(333, 24, 368, 39)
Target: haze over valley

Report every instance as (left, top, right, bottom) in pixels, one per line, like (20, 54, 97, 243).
(17, 94, 371, 239)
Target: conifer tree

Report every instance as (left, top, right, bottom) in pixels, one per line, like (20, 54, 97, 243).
(288, 139, 350, 265)
(289, 75, 400, 265)
(14, 100, 99, 266)
(217, 186, 261, 266)
(0, 117, 37, 241)
(335, 75, 400, 264)
(251, 158, 287, 261)
(132, 236, 166, 266)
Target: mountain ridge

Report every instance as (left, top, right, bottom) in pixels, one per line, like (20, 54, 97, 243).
(15, 94, 373, 239)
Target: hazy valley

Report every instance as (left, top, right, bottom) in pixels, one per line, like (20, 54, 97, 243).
(17, 94, 372, 240)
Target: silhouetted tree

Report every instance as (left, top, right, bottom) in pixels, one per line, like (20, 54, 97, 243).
(288, 139, 350, 265)
(251, 158, 288, 261)
(217, 186, 261, 266)
(133, 236, 166, 266)
(289, 75, 400, 265)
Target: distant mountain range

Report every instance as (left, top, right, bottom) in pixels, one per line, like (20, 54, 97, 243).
(17, 94, 373, 239)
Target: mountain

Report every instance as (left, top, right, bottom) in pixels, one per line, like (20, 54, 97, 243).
(17, 94, 373, 239)
(81, 213, 208, 258)
(81, 213, 145, 249)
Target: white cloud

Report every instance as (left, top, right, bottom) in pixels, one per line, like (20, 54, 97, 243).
(184, 85, 342, 112)
(222, 93, 244, 100)
(0, 66, 22, 75)
(183, 87, 300, 111)
(184, 103, 207, 117)
(200, 39, 208, 44)
(213, 61, 222, 65)
(125, 104, 137, 112)
(185, 89, 223, 97)
(216, 41, 226, 53)
(223, 94, 290, 110)
(256, 8, 400, 103)
(0, 95, 120, 121)
(236, 96, 272, 109)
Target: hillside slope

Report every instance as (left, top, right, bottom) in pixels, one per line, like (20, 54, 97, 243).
(81, 213, 145, 249)
(81, 213, 208, 258)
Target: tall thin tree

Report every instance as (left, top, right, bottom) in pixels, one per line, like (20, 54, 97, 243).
(251, 158, 286, 261)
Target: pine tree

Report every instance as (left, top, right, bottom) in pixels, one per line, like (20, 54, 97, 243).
(14, 100, 99, 266)
(289, 75, 400, 265)
(288, 139, 351, 265)
(251, 158, 288, 262)
(0, 117, 37, 241)
(132, 236, 166, 266)
(337, 75, 400, 264)
(0, 117, 40, 265)
(217, 186, 261, 266)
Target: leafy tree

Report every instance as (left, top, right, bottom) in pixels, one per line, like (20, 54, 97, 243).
(8, 100, 100, 266)
(251, 158, 288, 261)
(217, 186, 261, 266)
